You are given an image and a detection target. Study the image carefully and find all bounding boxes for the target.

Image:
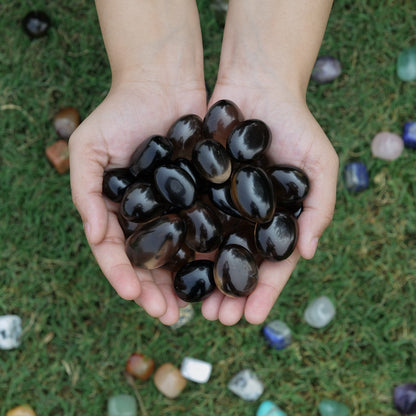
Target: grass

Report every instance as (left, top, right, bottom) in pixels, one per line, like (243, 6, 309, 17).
(1, 0, 416, 414)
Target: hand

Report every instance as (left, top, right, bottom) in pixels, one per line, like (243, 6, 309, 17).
(201, 78, 339, 325)
(69, 80, 207, 325)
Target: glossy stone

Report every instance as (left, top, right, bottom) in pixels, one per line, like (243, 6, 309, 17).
(125, 352, 155, 381)
(227, 119, 271, 161)
(125, 215, 185, 269)
(181, 201, 222, 253)
(174, 260, 216, 302)
(208, 181, 243, 218)
(214, 245, 258, 297)
(371, 131, 404, 161)
(311, 56, 342, 84)
(170, 304, 194, 330)
(343, 162, 369, 193)
(129, 135, 173, 177)
(256, 400, 287, 416)
(304, 296, 336, 328)
(228, 369, 264, 401)
(153, 363, 187, 399)
(231, 165, 275, 223)
(53, 106, 81, 140)
(403, 121, 416, 149)
(107, 394, 137, 416)
(262, 320, 292, 350)
(255, 212, 298, 261)
(193, 139, 232, 184)
(268, 165, 310, 205)
(0, 315, 22, 350)
(180, 357, 212, 383)
(174, 158, 204, 190)
(120, 182, 165, 222)
(154, 164, 196, 208)
(222, 222, 257, 256)
(318, 399, 349, 416)
(102, 168, 135, 202)
(393, 384, 416, 415)
(397, 47, 416, 82)
(167, 114, 203, 159)
(22, 11, 50, 38)
(118, 213, 139, 238)
(6, 405, 37, 416)
(202, 99, 244, 146)
(162, 243, 195, 272)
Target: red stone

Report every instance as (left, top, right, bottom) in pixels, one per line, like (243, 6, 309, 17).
(45, 140, 69, 174)
(125, 352, 155, 381)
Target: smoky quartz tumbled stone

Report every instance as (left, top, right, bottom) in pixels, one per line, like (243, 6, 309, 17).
(208, 181, 243, 219)
(102, 168, 135, 202)
(214, 244, 258, 297)
(174, 260, 216, 302)
(255, 212, 298, 261)
(126, 214, 185, 269)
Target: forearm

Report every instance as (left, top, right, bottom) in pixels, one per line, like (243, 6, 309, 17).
(219, 0, 333, 97)
(94, 0, 204, 87)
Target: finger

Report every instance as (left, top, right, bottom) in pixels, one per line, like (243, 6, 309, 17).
(201, 289, 224, 321)
(244, 251, 300, 325)
(69, 134, 109, 246)
(218, 296, 246, 326)
(90, 213, 141, 300)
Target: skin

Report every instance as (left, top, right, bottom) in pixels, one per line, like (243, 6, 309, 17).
(69, 0, 338, 326)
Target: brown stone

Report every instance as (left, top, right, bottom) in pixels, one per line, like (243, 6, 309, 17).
(53, 106, 81, 140)
(153, 363, 187, 398)
(6, 405, 36, 416)
(45, 140, 69, 174)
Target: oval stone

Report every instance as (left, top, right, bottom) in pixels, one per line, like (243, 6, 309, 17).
(214, 244, 258, 297)
(255, 212, 298, 261)
(53, 106, 81, 140)
(227, 119, 271, 161)
(22, 10, 51, 38)
(192, 139, 232, 184)
(208, 181, 243, 218)
(125, 215, 185, 269)
(311, 56, 342, 84)
(394, 383, 416, 415)
(102, 168, 135, 202)
(163, 243, 195, 272)
(154, 164, 196, 208)
(397, 47, 416, 82)
(371, 131, 404, 161)
(174, 260, 216, 302)
(231, 165, 275, 223)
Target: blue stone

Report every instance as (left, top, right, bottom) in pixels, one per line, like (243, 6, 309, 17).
(394, 383, 416, 415)
(262, 320, 292, 350)
(343, 162, 369, 193)
(403, 122, 416, 149)
(256, 400, 287, 416)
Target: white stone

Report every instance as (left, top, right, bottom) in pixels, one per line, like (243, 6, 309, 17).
(0, 315, 22, 350)
(228, 369, 264, 401)
(371, 131, 404, 161)
(180, 357, 212, 383)
(304, 296, 336, 328)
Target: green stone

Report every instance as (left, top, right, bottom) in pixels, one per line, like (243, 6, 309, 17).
(107, 394, 137, 416)
(397, 47, 416, 81)
(318, 399, 349, 416)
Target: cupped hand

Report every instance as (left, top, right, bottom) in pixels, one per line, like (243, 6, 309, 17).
(69, 80, 207, 325)
(201, 79, 339, 326)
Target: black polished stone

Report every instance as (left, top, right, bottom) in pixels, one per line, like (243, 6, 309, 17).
(231, 165, 275, 223)
(174, 260, 216, 302)
(22, 10, 51, 38)
(227, 119, 271, 161)
(208, 180, 243, 218)
(163, 243, 195, 273)
(255, 212, 298, 261)
(102, 168, 135, 202)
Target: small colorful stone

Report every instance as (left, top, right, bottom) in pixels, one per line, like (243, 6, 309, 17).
(393, 383, 416, 415)
(403, 121, 416, 149)
(0, 314, 22, 350)
(318, 399, 349, 416)
(397, 47, 416, 82)
(125, 352, 155, 381)
(304, 296, 336, 329)
(311, 56, 342, 84)
(22, 11, 50, 39)
(6, 405, 36, 416)
(170, 304, 194, 330)
(153, 363, 187, 399)
(343, 162, 369, 193)
(256, 400, 287, 416)
(228, 369, 264, 401)
(262, 320, 292, 350)
(371, 131, 404, 161)
(180, 357, 212, 383)
(53, 106, 81, 140)
(107, 394, 137, 416)
(45, 140, 70, 173)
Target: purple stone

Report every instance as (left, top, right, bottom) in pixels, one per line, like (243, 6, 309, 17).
(403, 122, 416, 149)
(394, 384, 416, 415)
(311, 56, 342, 84)
(343, 162, 369, 193)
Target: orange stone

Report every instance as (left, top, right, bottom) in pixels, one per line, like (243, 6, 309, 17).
(45, 140, 69, 174)
(6, 404, 37, 416)
(153, 363, 187, 398)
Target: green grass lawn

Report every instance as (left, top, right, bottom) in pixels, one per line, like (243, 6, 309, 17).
(1, 0, 415, 414)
